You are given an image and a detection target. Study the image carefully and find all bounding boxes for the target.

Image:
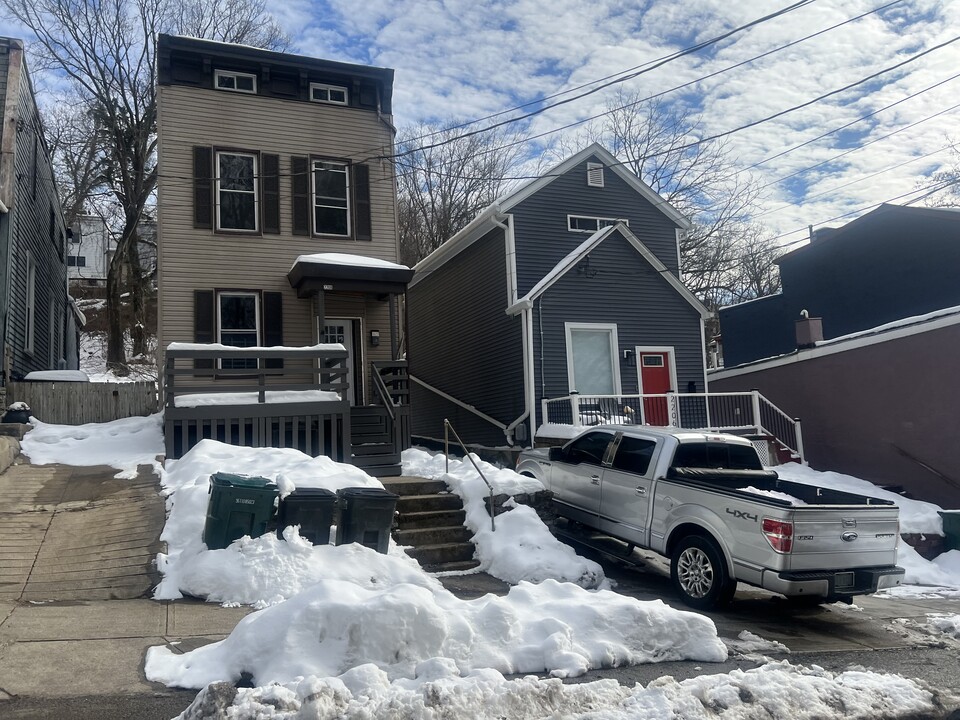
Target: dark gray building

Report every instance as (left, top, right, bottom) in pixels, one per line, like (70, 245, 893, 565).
(719, 204, 960, 367)
(407, 144, 709, 448)
(0, 38, 76, 388)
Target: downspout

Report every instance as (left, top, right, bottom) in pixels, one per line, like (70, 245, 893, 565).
(524, 305, 536, 447)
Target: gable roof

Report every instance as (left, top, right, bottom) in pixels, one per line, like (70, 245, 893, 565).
(412, 143, 690, 283)
(506, 223, 709, 320)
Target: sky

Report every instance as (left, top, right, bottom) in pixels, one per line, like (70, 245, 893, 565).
(269, 0, 960, 249)
(3, 0, 959, 254)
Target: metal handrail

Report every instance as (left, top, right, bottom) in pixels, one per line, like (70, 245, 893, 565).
(444, 418, 496, 532)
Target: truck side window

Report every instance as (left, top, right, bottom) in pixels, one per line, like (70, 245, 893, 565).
(565, 431, 613, 465)
(612, 436, 656, 475)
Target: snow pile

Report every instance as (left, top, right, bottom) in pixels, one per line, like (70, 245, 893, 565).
(155, 439, 380, 601)
(147, 578, 726, 689)
(20, 413, 163, 479)
(925, 614, 960, 639)
(775, 463, 946, 534)
(172, 660, 936, 720)
(882, 544, 960, 598)
(402, 448, 606, 588)
(725, 630, 790, 656)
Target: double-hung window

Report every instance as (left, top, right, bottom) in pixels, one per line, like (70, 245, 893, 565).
(218, 292, 259, 370)
(312, 160, 350, 236)
(217, 152, 258, 232)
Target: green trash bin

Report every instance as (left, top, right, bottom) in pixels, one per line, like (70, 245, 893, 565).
(277, 488, 336, 545)
(940, 510, 960, 552)
(335, 487, 399, 554)
(202, 473, 278, 550)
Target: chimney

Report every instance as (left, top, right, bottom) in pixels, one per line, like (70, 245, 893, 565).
(795, 310, 823, 349)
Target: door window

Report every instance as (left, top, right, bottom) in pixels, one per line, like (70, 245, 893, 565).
(612, 436, 656, 475)
(564, 431, 614, 465)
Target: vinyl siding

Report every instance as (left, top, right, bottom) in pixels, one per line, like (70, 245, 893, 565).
(533, 230, 705, 425)
(156, 83, 399, 367)
(2, 41, 69, 377)
(511, 155, 682, 297)
(407, 226, 524, 446)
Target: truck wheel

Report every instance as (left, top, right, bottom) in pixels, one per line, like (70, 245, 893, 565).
(670, 536, 736, 610)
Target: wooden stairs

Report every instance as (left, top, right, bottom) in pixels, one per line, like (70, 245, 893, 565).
(381, 476, 480, 572)
(350, 406, 402, 477)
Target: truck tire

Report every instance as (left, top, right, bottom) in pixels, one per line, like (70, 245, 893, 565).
(670, 535, 736, 610)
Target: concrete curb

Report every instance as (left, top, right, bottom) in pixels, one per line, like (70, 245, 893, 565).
(0, 435, 20, 474)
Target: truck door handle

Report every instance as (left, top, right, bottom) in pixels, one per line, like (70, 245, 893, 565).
(635, 487, 646, 495)
(590, 475, 600, 485)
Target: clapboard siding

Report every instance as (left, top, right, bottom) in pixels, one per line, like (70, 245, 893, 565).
(1, 39, 70, 379)
(407, 226, 524, 447)
(156, 77, 400, 363)
(533, 231, 705, 425)
(511, 154, 681, 297)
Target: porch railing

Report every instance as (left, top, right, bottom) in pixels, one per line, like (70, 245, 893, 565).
(541, 391, 804, 461)
(163, 344, 351, 460)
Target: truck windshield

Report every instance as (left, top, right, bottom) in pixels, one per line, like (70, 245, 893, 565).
(673, 442, 763, 470)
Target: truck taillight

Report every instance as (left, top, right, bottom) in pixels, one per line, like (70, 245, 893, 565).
(762, 518, 793, 553)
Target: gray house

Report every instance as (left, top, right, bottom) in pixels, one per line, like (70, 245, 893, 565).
(407, 143, 710, 449)
(0, 37, 76, 392)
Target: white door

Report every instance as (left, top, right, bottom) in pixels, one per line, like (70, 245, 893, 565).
(321, 319, 356, 405)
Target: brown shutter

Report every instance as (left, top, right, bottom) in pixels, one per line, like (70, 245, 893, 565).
(353, 163, 372, 241)
(291, 156, 310, 235)
(262, 154, 280, 234)
(193, 290, 214, 370)
(193, 147, 213, 229)
(262, 291, 284, 369)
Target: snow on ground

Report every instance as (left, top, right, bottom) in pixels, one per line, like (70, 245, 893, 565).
(155, 439, 380, 601)
(146, 578, 726, 689)
(925, 614, 960, 639)
(19, 413, 163, 479)
(774, 463, 946, 535)
(402, 448, 606, 588)
(171, 660, 937, 720)
(725, 630, 790, 656)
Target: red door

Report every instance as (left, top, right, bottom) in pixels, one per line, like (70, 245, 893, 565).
(639, 351, 672, 425)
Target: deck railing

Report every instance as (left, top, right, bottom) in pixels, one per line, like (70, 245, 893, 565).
(541, 391, 804, 461)
(163, 344, 351, 460)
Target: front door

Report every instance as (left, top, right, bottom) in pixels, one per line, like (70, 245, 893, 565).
(636, 348, 673, 425)
(321, 319, 357, 405)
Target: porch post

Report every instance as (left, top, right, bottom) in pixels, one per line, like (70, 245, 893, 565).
(315, 291, 326, 337)
(389, 293, 398, 360)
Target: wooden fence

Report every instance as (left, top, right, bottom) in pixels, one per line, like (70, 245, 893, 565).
(7, 381, 159, 425)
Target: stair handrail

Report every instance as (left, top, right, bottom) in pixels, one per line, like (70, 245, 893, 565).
(370, 362, 396, 422)
(444, 418, 496, 532)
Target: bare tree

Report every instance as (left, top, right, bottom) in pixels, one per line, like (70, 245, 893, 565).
(922, 138, 960, 208)
(396, 123, 525, 266)
(3, 0, 288, 370)
(43, 94, 103, 227)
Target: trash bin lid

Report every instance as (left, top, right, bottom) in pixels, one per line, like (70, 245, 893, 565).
(337, 486, 399, 500)
(285, 487, 336, 499)
(210, 472, 276, 489)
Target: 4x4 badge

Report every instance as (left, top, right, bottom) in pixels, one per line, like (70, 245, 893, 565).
(726, 508, 758, 522)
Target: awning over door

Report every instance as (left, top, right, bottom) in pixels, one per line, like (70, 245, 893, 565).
(287, 253, 414, 298)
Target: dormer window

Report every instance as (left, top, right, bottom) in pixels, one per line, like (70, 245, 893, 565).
(310, 83, 348, 105)
(586, 162, 604, 187)
(215, 70, 257, 94)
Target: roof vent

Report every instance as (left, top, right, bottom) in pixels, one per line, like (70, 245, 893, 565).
(586, 162, 604, 187)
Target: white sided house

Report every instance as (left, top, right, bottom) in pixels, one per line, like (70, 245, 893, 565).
(155, 35, 413, 475)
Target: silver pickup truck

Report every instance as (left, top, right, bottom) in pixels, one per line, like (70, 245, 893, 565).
(516, 425, 904, 609)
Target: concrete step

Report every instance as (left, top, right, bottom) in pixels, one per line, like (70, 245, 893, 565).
(424, 558, 482, 573)
(381, 477, 449, 496)
(394, 524, 473, 546)
(395, 508, 466, 530)
(366, 464, 403, 478)
(405, 541, 476, 566)
(396, 493, 462, 512)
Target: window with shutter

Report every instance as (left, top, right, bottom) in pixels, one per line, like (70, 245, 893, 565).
(353, 164, 372, 241)
(312, 160, 350, 236)
(216, 151, 258, 231)
(193, 147, 213, 229)
(291, 156, 310, 235)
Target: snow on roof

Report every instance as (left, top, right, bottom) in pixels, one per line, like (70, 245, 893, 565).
(166, 342, 346, 352)
(23, 370, 90, 382)
(291, 253, 409, 272)
(816, 303, 960, 347)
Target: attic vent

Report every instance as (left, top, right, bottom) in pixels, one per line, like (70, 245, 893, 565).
(586, 162, 604, 187)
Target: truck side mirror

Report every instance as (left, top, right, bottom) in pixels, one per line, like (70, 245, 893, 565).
(549, 446, 564, 462)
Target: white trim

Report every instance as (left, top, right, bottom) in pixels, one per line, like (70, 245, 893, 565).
(567, 214, 628, 233)
(708, 307, 960, 382)
(524, 306, 537, 448)
(309, 82, 348, 105)
(217, 291, 260, 369)
(506, 223, 709, 321)
(215, 151, 258, 232)
(311, 159, 351, 237)
(698, 315, 709, 389)
(410, 204, 502, 286)
(634, 345, 678, 394)
(321, 317, 363, 404)
(564, 322, 622, 395)
(675, 227, 683, 274)
(214, 69, 257, 94)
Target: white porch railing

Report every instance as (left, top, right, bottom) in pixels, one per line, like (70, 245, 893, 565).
(541, 391, 804, 461)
